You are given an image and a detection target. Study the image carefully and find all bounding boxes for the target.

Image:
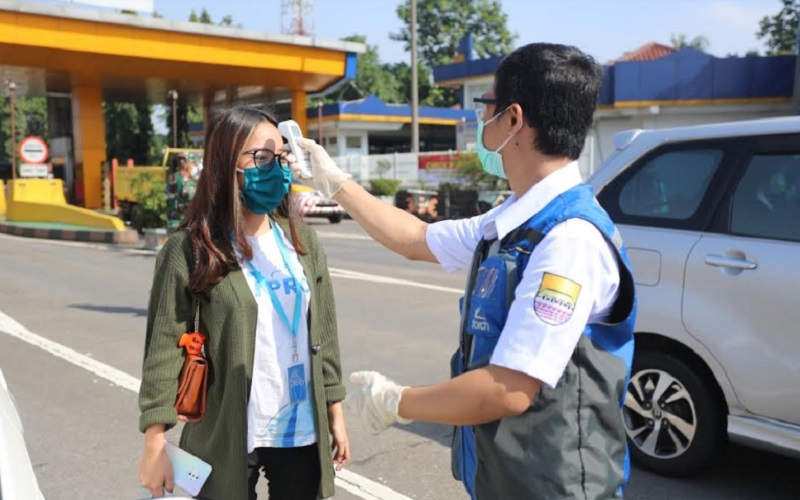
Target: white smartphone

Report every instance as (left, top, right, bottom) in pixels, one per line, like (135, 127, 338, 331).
(278, 119, 313, 179)
(163, 440, 212, 497)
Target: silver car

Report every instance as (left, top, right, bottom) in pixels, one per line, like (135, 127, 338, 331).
(0, 368, 44, 499)
(589, 117, 800, 476)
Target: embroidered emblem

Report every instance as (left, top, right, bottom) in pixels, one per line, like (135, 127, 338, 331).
(534, 273, 581, 325)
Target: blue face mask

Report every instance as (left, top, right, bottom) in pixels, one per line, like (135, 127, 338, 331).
(476, 107, 516, 179)
(237, 161, 292, 215)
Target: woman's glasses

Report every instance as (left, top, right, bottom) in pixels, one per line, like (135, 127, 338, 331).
(241, 148, 290, 171)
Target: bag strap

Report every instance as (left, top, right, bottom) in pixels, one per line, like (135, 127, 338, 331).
(194, 298, 200, 333)
(192, 240, 201, 334)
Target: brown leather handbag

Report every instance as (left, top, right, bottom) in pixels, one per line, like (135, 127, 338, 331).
(174, 299, 208, 423)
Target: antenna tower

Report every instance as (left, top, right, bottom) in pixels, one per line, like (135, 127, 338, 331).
(281, 0, 315, 37)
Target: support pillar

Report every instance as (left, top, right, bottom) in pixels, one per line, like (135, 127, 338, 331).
(71, 85, 106, 208)
(291, 90, 308, 136)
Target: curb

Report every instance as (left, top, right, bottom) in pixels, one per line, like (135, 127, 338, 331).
(0, 221, 141, 245)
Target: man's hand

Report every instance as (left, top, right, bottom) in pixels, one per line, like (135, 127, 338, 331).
(346, 371, 412, 435)
(295, 138, 352, 199)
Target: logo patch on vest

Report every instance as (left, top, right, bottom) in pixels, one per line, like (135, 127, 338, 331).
(534, 273, 581, 325)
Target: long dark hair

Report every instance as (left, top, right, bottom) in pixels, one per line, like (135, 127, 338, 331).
(181, 106, 306, 296)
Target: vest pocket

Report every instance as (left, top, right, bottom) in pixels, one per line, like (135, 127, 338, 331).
(465, 254, 518, 370)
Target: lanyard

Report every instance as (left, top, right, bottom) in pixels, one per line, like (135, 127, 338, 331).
(243, 223, 304, 362)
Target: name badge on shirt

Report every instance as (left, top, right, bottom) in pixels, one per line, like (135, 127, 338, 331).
(288, 364, 308, 404)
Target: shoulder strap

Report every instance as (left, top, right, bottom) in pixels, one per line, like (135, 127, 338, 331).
(192, 241, 201, 334)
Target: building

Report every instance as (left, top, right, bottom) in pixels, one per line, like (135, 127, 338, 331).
(433, 37, 797, 178)
(305, 94, 475, 155)
(0, 1, 362, 207)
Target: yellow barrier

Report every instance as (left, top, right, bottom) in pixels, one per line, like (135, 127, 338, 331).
(6, 179, 126, 231)
(0, 180, 6, 216)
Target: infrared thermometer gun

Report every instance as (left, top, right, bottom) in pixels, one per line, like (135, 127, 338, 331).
(278, 120, 313, 179)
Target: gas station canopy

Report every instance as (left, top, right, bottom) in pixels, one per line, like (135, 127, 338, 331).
(0, 0, 363, 207)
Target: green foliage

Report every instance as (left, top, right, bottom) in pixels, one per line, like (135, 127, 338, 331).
(104, 101, 154, 165)
(375, 158, 392, 179)
(391, 0, 515, 107)
(0, 96, 47, 164)
(369, 178, 403, 196)
(132, 172, 167, 229)
(165, 93, 194, 149)
(669, 34, 710, 51)
(332, 35, 402, 103)
(757, 0, 800, 55)
(392, 0, 517, 67)
(386, 62, 447, 107)
(189, 8, 242, 28)
(456, 152, 508, 190)
(437, 182, 461, 192)
(326, 34, 452, 107)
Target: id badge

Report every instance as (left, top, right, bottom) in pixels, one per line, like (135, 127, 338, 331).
(288, 364, 308, 404)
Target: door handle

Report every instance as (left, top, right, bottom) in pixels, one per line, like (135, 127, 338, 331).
(704, 254, 758, 270)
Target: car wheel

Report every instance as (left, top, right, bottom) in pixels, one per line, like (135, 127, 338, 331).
(328, 214, 343, 224)
(623, 351, 725, 476)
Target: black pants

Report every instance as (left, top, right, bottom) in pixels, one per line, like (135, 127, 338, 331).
(196, 445, 320, 500)
(247, 445, 321, 500)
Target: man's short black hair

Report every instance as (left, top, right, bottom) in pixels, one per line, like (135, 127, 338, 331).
(494, 43, 603, 160)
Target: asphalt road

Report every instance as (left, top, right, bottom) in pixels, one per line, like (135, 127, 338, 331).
(0, 220, 798, 500)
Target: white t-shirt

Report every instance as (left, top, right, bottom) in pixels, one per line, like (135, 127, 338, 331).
(425, 162, 622, 389)
(238, 225, 317, 452)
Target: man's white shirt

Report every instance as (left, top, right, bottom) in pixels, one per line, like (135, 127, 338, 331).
(425, 163, 621, 388)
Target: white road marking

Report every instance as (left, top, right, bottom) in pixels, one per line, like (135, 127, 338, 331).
(0, 309, 414, 500)
(0, 310, 141, 392)
(329, 267, 463, 295)
(316, 231, 373, 241)
(335, 469, 414, 500)
(0, 232, 152, 255)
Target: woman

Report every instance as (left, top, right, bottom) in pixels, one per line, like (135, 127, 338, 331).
(138, 106, 350, 500)
(166, 153, 198, 235)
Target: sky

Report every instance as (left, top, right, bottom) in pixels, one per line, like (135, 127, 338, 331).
(148, 0, 782, 64)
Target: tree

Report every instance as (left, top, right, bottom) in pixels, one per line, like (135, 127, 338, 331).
(391, 1, 516, 107)
(165, 93, 193, 149)
(104, 101, 155, 164)
(189, 8, 241, 28)
(757, 0, 799, 55)
(392, 0, 517, 68)
(670, 33, 710, 51)
(189, 8, 213, 24)
(387, 62, 443, 106)
(333, 35, 402, 103)
(0, 96, 46, 164)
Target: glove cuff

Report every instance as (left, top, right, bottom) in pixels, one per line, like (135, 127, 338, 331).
(395, 386, 413, 425)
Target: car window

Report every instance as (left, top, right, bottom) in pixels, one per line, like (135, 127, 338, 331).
(730, 154, 800, 242)
(619, 149, 722, 220)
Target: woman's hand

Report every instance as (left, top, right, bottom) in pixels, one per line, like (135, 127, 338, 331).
(138, 425, 175, 497)
(328, 402, 351, 471)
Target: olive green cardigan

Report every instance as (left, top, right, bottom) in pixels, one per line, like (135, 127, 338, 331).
(138, 221, 345, 500)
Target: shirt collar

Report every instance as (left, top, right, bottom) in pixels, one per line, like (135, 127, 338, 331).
(482, 162, 583, 241)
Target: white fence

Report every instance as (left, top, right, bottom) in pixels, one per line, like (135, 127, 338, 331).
(330, 147, 601, 187)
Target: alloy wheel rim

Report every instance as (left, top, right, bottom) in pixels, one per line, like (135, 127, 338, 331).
(623, 369, 698, 459)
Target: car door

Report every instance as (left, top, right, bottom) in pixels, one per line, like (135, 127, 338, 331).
(597, 140, 738, 342)
(683, 134, 800, 424)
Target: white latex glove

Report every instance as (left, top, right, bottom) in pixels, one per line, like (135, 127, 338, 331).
(295, 138, 352, 199)
(346, 371, 412, 435)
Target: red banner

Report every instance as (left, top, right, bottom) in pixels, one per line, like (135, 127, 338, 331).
(418, 153, 460, 170)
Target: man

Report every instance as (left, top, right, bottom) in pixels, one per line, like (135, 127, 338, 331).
(296, 43, 636, 499)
